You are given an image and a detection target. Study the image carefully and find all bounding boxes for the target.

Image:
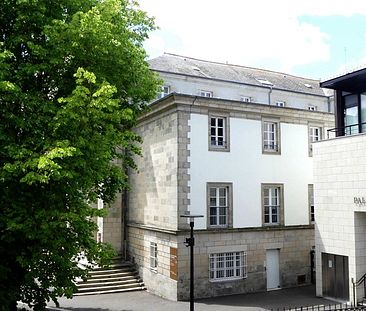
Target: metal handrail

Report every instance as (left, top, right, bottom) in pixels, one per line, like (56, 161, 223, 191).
(327, 122, 366, 139)
(352, 272, 366, 306)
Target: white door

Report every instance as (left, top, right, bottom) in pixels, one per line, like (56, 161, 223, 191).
(266, 249, 280, 290)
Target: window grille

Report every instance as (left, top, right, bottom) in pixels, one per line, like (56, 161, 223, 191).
(209, 252, 247, 281)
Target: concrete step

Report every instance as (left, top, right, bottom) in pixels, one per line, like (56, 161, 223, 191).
(77, 282, 145, 293)
(80, 274, 138, 284)
(87, 271, 137, 280)
(78, 279, 141, 289)
(73, 286, 146, 296)
(88, 267, 133, 275)
(75, 259, 145, 296)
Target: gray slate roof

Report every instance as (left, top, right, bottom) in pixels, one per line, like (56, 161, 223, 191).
(148, 53, 327, 97)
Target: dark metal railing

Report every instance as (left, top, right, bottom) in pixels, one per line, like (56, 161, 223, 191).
(270, 302, 366, 311)
(327, 122, 366, 139)
(353, 272, 366, 306)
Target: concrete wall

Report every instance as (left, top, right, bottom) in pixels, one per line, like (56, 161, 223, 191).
(313, 133, 366, 301)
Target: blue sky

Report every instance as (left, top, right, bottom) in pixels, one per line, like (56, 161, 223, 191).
(139, 0, 366, 81)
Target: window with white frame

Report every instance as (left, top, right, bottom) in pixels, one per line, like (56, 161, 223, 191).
(276, 101, 285, 107)
(158, 86, 170, 99)
(263, 185, 283, 225)
(150, 242, 157, 270)
(240, 96, 252, 103)
(263, 121, 279, 153)
(209, 252, 247, 281)
(309, 184, 314, 223)
(199, 90, 213, 98)
(308, 105, 317, 111)
(309, 126, 321, 155)
(208, 184, 231, 227)
(309, 127, 321, 142)
(210, 116, 226, 149)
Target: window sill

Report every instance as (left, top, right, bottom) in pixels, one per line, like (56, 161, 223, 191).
(263, 223, 280, 227)
(209, 147, 230, 152)
(150, 268, 158, 273)
(208, 225, 229, 229)
(262, 150, 281, 155)
(209, 276, 246, 283)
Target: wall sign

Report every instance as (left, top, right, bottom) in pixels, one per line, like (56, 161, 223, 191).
(170, 247, 178, 281)
(354, 197, 366, 206)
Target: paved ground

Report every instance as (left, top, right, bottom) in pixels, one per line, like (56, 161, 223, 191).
(46, 285, 336, 311)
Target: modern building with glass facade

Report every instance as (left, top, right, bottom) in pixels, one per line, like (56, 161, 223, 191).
(314, 67, 366, 303)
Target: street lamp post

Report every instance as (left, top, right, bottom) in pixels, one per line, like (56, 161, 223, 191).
(180, 214, 203, 311)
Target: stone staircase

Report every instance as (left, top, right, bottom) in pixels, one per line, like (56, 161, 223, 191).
(75, 260, 145, 296)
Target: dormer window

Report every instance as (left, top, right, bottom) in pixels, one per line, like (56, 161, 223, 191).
(308, 105, 317, 111)
(158, 86, 170, 99)
(276, 101, 285, 107)
(199, 90, 213, 98)
(241, 96, 252, 103)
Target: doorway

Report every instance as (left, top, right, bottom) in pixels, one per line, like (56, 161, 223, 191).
(322, 253, 349, 300)
(266, 249, 280, 290)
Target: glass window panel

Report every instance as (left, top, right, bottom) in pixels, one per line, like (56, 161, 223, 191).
(217, 118, 223, 127)
(345, 106, 359, 135)
(271, 206, 278, 215)
(361, 94, 366, 133)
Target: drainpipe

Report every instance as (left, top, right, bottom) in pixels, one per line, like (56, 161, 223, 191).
(122, 187, 128, 260)
(268, 86, 273, 105)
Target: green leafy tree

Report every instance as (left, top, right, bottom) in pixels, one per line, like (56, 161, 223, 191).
(0, 0, 160, 310)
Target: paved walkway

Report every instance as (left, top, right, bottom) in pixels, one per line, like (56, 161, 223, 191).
(47, 285, 336, 311)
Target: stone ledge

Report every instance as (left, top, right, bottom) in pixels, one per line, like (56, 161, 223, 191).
(127, 222, 314, 235)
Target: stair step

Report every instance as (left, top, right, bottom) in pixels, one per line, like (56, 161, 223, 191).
(88, 270, 137, 278)
(77, 282, 144, 293)
(88, 267, 133, 275)
(75, 260, 144, 296)
(93, 262, 132, 270)
(80, 275, 138, 283)
(73, 286, 146, 296)
(78, 279, 140, 289)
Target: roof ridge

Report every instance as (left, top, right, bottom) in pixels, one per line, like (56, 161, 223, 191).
(162, 52, 320, 82)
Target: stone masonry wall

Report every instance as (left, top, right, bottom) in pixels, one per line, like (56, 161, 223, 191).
(128, 109, 179, 231)
(177, 227, 314, 300)
(103, 192, 122, 253)
(127, 225, 178, 300)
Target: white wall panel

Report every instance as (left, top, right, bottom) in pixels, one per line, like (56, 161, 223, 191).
(188, 114, 313, 229)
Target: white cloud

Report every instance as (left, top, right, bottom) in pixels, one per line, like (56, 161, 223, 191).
(138, 0, 366, 73)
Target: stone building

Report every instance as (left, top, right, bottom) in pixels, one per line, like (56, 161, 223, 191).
(123, 54, 334, 300)
(314, 67, 366, 303)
